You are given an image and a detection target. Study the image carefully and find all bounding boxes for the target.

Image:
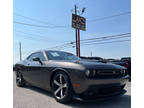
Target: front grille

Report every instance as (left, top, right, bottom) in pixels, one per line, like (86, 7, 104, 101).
(97, 70, 120, 75)
(89, 69, 126, 79)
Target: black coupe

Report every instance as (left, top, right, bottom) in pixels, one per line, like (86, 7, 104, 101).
(15, 50, 129, 103)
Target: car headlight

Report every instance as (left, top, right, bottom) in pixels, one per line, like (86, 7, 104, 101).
(85, 70, 90, 77)
(120, 69, 124, 74)
(85, 70, 96, 77)
(123, 69, 126, 74)
(121, 69, 127, 75)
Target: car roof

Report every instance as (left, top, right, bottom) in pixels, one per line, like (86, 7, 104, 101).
(31, 50, 73, 55)
(26, 50, 70, 59)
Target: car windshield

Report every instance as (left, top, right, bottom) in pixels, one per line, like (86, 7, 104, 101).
(46, 51, 81, 60)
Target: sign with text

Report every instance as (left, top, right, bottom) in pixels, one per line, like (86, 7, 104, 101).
(72, 14, 86, 31)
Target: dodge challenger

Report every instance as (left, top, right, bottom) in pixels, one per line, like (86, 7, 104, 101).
(14, 50, 129, 103)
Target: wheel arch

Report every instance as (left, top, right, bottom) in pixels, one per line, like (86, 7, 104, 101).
(15, 64, 24, 75)
(15, 64, 23, 70)
(50, 68, 71, 89)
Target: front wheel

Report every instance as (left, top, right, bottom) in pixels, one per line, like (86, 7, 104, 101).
(16, 70, 25, 87)
(51, 71, 73, 104)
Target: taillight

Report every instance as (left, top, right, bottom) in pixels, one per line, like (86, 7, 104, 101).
(126, 61, 129, 69)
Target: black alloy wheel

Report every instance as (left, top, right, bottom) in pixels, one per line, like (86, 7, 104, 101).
(16, 70, 25, 87)
(51, 71, 73, 104)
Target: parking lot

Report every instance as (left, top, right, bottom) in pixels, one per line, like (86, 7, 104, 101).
(13, 72, 131, 108)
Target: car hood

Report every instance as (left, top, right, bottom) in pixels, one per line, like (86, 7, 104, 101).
(73, 60, 126, 70)
(45, 60, 126, 70)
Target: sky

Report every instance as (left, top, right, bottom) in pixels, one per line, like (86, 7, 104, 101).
(13, 0, 131, 64)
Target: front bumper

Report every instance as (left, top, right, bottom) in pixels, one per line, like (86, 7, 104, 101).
(72, 75, 129, 95)
(73, 89, 126, 102)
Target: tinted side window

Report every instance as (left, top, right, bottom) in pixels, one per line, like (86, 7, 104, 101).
(27, 53, 36, 61)
(27, 52, 46, 61)
(36, 52, 46, 61)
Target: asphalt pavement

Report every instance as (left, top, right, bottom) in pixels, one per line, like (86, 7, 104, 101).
(13, 72, 131, 108)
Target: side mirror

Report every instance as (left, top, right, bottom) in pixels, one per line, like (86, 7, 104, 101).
(32, 57, 43, 65)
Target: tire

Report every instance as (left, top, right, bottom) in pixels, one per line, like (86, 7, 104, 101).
(16, 70, 25, 87)
(51, 71, 73, 104)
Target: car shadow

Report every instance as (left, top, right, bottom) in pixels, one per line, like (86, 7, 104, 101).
(22, 85, 130, 108)
(68, 95, 131, 108)
(23, 85, 53, 98)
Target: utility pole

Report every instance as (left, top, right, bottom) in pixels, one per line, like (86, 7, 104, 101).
(72, 5, 85, 57)
(19, 42, 22, 61)
(78, 29, 80, 57)
(75, 5, 78, 56)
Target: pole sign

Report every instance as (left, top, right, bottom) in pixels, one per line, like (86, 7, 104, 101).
(72, 14, 86, 31)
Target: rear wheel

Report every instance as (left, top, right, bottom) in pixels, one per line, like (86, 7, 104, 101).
(51, 71, 73, 104)
(16, 70, 25, 87)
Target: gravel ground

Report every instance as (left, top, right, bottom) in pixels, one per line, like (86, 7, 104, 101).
(13, 73, 131, 108)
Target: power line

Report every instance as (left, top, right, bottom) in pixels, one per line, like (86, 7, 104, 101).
(14, 33, 49, 42)
(62, 34, 130, 48)
(14, 11, 130, 29)
(14, 31, 60, 43)
(14, 29, 130, 43)
(80, 33, 130, 42)
(61, 37, 130, 49)
(46, 33, 131, 49)
(49, 39, 130, 50)
(87, 12, 131, 23)
(16, 39, 130, 56)
(48, 43, 71, 49)
(14, 32, 52, 42)
(14, 29, 51, 38)
(81, 39, 130, 46)
(61, 39, 130, 49)
(14, 32, 68, 44)
(15, 36, 130, 56)
(13, 21, 70, 28)
(14, 31, 130, 51)
(14, 29, 74, 44)
(80, 35, 130, 44)
(65, 32, 130, 45)
(49, 33, 131, 49)
(14, 13, 55, 25)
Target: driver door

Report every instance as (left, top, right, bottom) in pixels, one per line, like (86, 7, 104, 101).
(24, 52, 47, 87)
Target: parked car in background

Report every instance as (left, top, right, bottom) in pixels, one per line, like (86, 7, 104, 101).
(80, 56, 103, 61)
(80, 56, 109, 63)
(14, 50, 129, 103)
(107, 57, 131, 81)
(121, 57, 131, 80)
(121, 57, 131, 61)
(107, 59, 127, 67)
